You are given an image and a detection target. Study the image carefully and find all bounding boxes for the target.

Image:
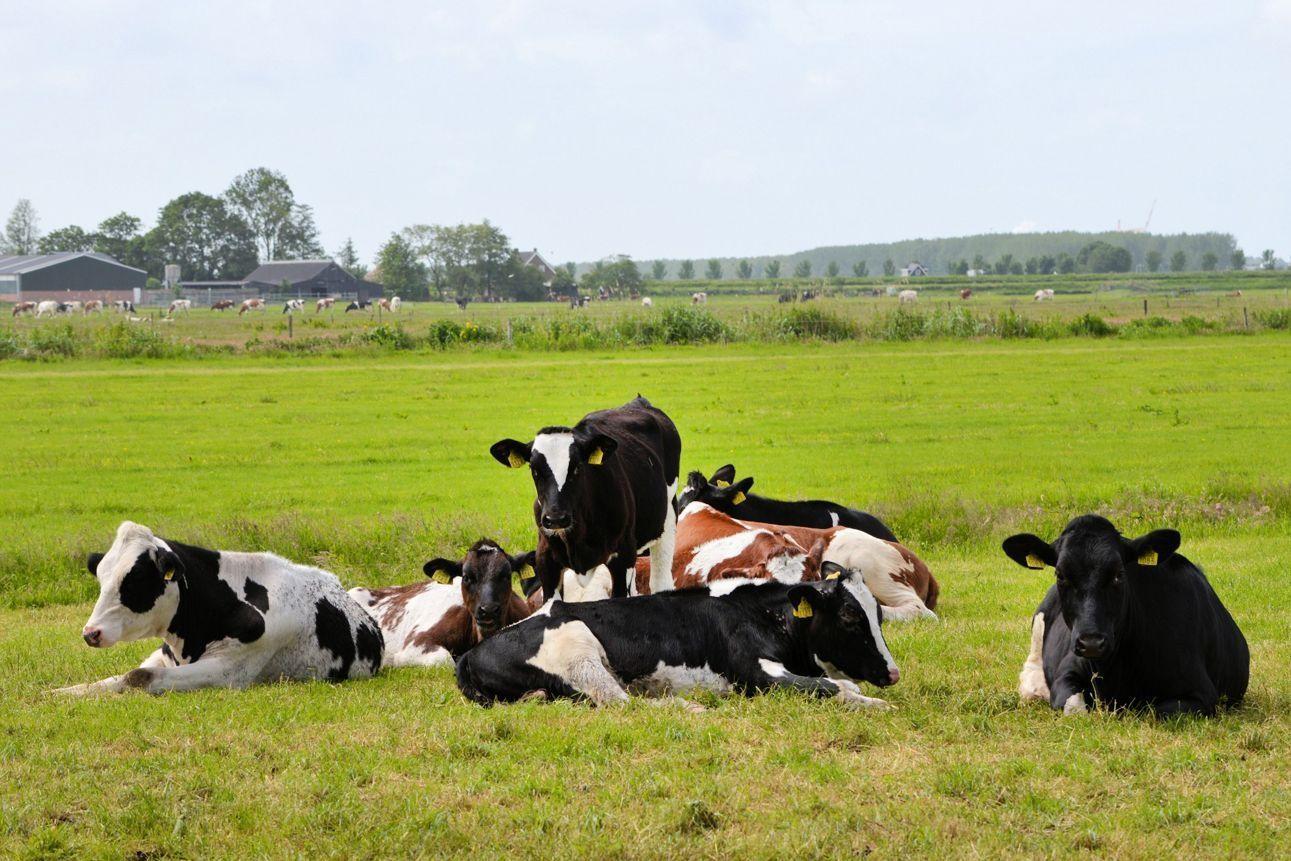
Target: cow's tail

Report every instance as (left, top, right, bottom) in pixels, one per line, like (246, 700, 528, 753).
(923, 571, 940, 611)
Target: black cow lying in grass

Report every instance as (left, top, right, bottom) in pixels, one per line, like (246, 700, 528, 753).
(454, 563, 899, 709)
(675, 464, 898, 542)
(1004, 515, 1249, 717)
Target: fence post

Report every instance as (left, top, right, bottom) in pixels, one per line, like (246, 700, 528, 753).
(1143, 298, 1148, 316)
(288, 314, 293, 339)
(506, 318, 512, 344)
(1244, 307, 1249, 330)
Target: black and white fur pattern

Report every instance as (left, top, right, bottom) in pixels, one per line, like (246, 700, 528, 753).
(57, 521, 383, 695)
(455, 564, 898, 709)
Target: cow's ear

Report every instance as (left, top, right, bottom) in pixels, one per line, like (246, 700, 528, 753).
(423, 558, 462, 584)
(1002, 533, 1056, 570)
(490, 439, 531, 468)
(1128, 529, 1181, 568)
(86, 553, 104, 577)
(156, 548, 185, 584)
(725, 477, 754, 506)
(584, 433, 616, 466)
(820, 561, 847, 581)
(710, 464, 736, 487)
(685, 471, 708, 491)
(787, 584, 823, 619)
(510, 551, 537, 586)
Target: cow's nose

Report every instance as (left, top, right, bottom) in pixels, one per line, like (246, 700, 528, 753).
(477, 603, 501, 619)
(1074, 634, 1107, 658)
(541, 513, 572, 530)
(82, 627, 102, 647)
(888, 667, 900, 685)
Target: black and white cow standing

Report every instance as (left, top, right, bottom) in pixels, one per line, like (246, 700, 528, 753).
(455, 563, 898, 708)
(56, 521, 383, 695)
(490, 396, 682, 599)
(1004, 515, 1249, 717)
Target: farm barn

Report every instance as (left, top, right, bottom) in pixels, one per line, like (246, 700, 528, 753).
(241, 260, 383, 302)
(0, 252, 145, 303)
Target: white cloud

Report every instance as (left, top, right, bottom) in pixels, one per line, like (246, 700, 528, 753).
(1012, 220, 1039, 234)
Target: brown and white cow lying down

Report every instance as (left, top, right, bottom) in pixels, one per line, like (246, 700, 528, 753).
(349, 540, 540, 668)
(630, 504, 939, 621)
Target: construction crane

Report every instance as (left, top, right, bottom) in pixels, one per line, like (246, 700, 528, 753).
(1117, 200, 1156, 234)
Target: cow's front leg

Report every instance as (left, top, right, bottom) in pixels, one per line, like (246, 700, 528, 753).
(120, 654, 266, 694)
(750, 659, 890, 710)
(1048, 656, 1092, 715)
(608, 547, 635, 599)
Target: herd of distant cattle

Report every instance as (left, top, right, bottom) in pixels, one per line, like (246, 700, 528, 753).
(61, 397, 1248, 718)
(10, 295, 406, 320)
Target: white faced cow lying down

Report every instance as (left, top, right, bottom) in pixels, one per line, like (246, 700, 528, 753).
(1005, 515, 1249, 717)
(491, 395, 682, 599)
(454, 564, 898, 709)
(349, 540, 539, 668)
(56, 521, 383, 695)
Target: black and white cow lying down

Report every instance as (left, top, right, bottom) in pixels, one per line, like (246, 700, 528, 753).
(1005, 515, 1249, 717)
(454, 563, 899, 709)
(56, 521, 383, 695)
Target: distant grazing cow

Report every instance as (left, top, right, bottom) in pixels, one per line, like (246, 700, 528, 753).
(211, 299, 235, 311)
(61, 301, 82, 314)
(349, 540, 538, 668)
(345, 300, 371, 312)
(83, 300, 104, 314)
(960, 288, 972, 300)
(898, 289, 918, 304)
(390, 296, 402, 312)
(282, 299, 305, 314)
(778, 292, 793, 303)
(455, 568, 899, 708)
(168, 299, 192, 316)
(691, 292, 708, 304)
(1004, 515, 1249, 717)
(316, 297, 335, 312)
(238, 298, 267, 315)
(11, 301, 35, 317)
(455, 296, 470, 311)
(1226, 290, 1242, 298)
(376, 298, 392, 312)
(1034, 288, 1055, 302)
(641, 296, 653, 308)
(675, 465, 897, 541)
(55, 521, 383, 695)
(35, 301, 60, 317)
(800, 290, 816, 302)
(491, 396, 682, 600)
(113, 300, 136, 314)
(650, 503, 937, 621)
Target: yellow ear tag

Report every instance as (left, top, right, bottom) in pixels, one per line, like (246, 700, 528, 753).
(1138, 550, 1158, 567)
(825, 570, 841, 581)
(519, 564, 535, 581)
(731, 491, 747, 505)
(1025, 554, 1046, 570)
(432, 570, 453, 584)
(713, 480, 730, 488)
(163, 567, 175, 581)
(586, 447, 603, 466)
(793, 598, 813, 619)
(507, 451, 525, 468)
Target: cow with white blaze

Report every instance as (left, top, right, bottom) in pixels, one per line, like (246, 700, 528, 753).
(491, 396, 682, 599)
(349, 540, 539, 668)
(1005, 514, 1249, 717)
(56, 521, 383, 695)
(454, 564, 898, 708)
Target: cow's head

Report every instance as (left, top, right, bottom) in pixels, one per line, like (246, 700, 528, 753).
(491, 427, 617, 535)
(82, 521, 184, 648)
(787, 563, 899, 687)
(424, 540, 536, 637)
(674, 466, 753, 515)
(1003, 515, 1180, 660)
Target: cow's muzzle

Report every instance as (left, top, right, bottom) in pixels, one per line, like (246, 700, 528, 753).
(82, 627, 103, 647)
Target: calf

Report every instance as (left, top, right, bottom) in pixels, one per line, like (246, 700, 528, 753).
(1004, 515, 1249, 717)
(56, 521, 383, 695)
(282, 299, 305, 314)
(316, 297, 336, 312)
(491, 395, 682, 599)
(455, 565, 898, 708)
(390, 296, 402, 312)
(11, 301, 36, 317)
(960, 288, 972, 300)
(641, 296, 652, 308)
(691, 291, 708, 304)
(349, 540, 538, 668)
(676, 465, 897, 541)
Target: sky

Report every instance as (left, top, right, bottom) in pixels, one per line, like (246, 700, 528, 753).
(2, 1, 1289, 266)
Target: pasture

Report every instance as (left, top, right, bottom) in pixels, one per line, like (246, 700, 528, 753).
(1, 333, 1288, 858)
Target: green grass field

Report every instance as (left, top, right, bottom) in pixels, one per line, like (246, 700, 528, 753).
(1, 332, 1288, 858)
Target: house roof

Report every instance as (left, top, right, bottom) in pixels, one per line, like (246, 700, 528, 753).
(517, 249, 555, 271)
(241, 259, 347, 285)
(0, 252, 145, 276)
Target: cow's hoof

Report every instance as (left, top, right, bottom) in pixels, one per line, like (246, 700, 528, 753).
(1063, 693, 1088, 715)
(518, 689, 549, 703)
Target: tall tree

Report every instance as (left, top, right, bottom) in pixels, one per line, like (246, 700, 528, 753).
(1200, 252, 1218, 271)
(994, 254, 1016, 275)
(883, 258, 896, 277)
(1261, 249, 1276, 270)
(651, 260, 667, 280)
(335, 237, 366, 279)
(793, 259, 812, 278)
(1230, 249, 1246, 270)
(735, 260, 753, 279)
(764, 260, 781, 278)
(948, 259, 968, 276)
(374, 232, 428, 298)
(826, 260, 840, 278)
(94, 212, 150, 271)
(3, 199, 40, 254)
(1077, 241, 1132, 273)
(1146, 250, 1163, 272)
(224, 167, 321, 261)
(971, 253, 987, 271)
(678, 259, 695, 280)
(852, 260, 869, 277)
(145, 192, 257, 281)
(1170, 250, 1187, 272)
(38, 225, 93, 253)
(705, 259, 723, 280)
(1056, 253, 1077, 274)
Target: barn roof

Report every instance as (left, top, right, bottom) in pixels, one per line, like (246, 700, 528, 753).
(241, 259, 343, 285)
(0, 252, 145, 276)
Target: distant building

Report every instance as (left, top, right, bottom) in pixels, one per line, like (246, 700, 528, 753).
(240, 259, 382, 301)
(966, 268, 988, 278)
(899, 262, 929, 277)
(0, 252, 145, 301)
(516, 248, 558, 284)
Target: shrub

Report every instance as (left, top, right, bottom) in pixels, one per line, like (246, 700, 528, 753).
(359, 324, 415, 350)
(774, 307, 858, 341)
(1066, 313, 1116, 337)
(1255, 308, 1291, 330)
(27, 324, 78, 358)
(94, 322, 187, 358)
(0, 330, 20, 360)
(655, 306, 731, 344)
